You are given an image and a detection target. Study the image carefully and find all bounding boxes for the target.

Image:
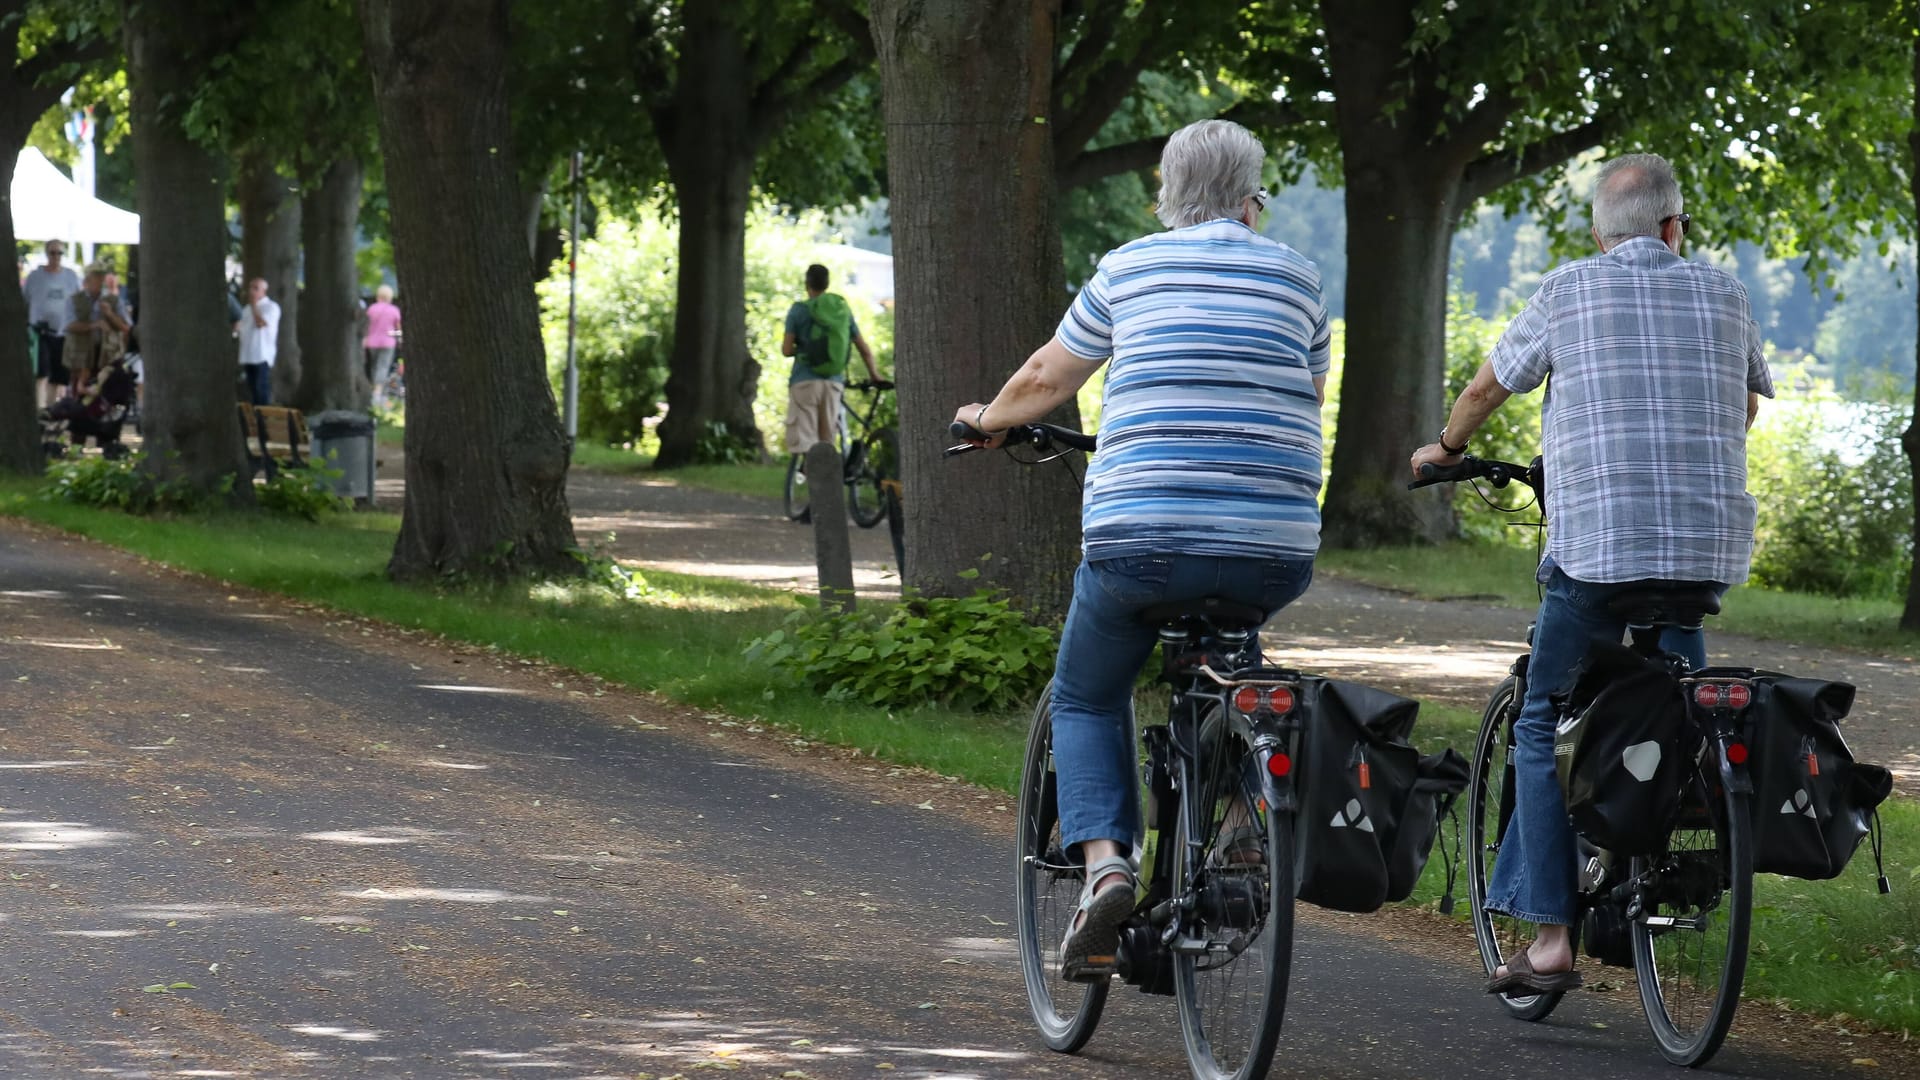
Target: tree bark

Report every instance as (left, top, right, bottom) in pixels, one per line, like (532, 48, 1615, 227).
(652, 9, 764, 468)
(237, 150, 302, 404)
(124, 0, 251, 500)
(358, 0, 576, 581)
(294, 154, 368, 413)
(0, 136, 36, 474)
(1902, 25, 1920, 633)
(872, 0, 1083, 617)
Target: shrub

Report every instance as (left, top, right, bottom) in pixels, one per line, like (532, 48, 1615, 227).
(44, 453, 218, 514)
(255, 466, 347, 521)
(745, 581, 1057, 711)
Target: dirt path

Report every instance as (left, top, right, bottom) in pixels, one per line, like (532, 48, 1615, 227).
(373, 451, 1920, 793)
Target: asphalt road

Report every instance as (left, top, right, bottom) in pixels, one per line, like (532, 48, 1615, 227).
(0, 521, 1909, 1079)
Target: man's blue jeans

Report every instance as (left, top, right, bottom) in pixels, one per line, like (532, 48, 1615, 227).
(1050, 553, 1314, 855)
(1484, 568, 1725, 925)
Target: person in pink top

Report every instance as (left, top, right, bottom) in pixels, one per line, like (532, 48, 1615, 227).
(363, 284, 402, 406)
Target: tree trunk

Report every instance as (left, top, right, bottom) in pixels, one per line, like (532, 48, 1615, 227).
(1901, 26, 1920, 633)
(237, 151, 302, 405)
(294, 155, 368, 413)
(0, 142, 37, 474)
(124, 0, 250, 500)
(653, 9, 764, 468)
(872, 0, 1082, 617)
(358, 0, 576, 581)
(1319, 150, 1464, 547)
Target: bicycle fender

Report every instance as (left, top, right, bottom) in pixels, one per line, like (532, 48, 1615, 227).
(1252, 730, 1298, 813)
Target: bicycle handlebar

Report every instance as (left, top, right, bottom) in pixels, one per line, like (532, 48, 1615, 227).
(847, 379, 894, 392)
(944, 420, 1098, 458)
(1407, 455, 1540, 492)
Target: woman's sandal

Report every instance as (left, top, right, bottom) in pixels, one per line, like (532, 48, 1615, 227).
(1485, 947, 1583, 996)
(1212, 823, 1267, 868)
(1058, 854, 1136, 983)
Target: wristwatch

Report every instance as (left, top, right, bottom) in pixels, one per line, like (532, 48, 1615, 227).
(1438, 427, 1468, 455)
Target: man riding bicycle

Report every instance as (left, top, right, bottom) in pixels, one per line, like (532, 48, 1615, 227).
(1409, 154, 1774, 996)
(954, 119, 1330, 982)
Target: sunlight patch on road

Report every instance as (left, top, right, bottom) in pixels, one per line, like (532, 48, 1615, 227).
(343, 886, 552, 904)
(937, 936, 1016, 961)
(0, 821, 131, 849)
(0, 760, 110, 770)
(15, 638, 121, 650)
(231, 613, 292, 620)
(221, 666, 270, 673)
(454, 1049, 574, 1066)
(300, 827, 457, 846)
(50, 928, 152, 938)
(419, 759, 488, 770)
(290, 1025, 384, 1042)
(0, 589, 66, 599)
(417, 683, 528, 695)
(117, 903, 281, 921)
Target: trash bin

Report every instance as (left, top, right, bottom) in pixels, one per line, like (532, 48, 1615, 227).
(308, 410, 377, 503)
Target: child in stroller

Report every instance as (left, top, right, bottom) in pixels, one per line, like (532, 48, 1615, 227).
(42, 353, 139, 459)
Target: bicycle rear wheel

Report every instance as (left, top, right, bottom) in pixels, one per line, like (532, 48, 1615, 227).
(782, 453, 809, 521)
(1467, 675, 1569, 1022)
(1629, 759, 1752, 1067)
(1014, 686, 1108, 1052)
(847, 428, 893, 528)
(1173, 708, 1294, 1080)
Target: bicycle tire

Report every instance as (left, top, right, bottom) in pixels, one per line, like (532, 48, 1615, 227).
(1467, 676, 1568, 1023)
(1629, 762, 1752, 1067)
(847, 428, 893, 528)
(1173, 707, 1294, 1080)
(782, 453, 809, 522)
(1014, 685, 1108, 1053)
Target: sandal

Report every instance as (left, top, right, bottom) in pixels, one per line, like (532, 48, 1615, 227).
(1485, 947, 1583, 996)
(1212, 824, 1267, 868)
(1058, 854, 1136, 983)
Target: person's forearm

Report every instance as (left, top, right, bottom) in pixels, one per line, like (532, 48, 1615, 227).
(981, 338, 1094, 429)
(1746, 391, 1760, 431)
(1440, 360, 1512, 447)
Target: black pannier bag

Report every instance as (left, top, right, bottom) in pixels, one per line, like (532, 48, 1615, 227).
(1553, 643, 1692, 856)
(1290, 679, 1468, 913)
(1719, 670, 1895, 884)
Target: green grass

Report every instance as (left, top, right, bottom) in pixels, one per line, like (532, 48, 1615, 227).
(374, 424, 789, 501)
(1322, 543, 1920, 657)
(5, 483, 1915, 1033)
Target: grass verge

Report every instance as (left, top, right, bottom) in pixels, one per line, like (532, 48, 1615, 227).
(1320, 543, 1919, 657)
(374, 425, 788, 501)
(3, 485, 1914, 1033)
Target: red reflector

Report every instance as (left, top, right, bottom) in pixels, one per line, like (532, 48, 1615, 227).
(1267, 752, 1292, 778)
(1694, 684, 1722, 708)
(1234, 686, 1262, 713)
(1807, 753, 1820, 777)
(1725, 742, 1748, 765)
(1725, 683, 1751, 709)
(1267, 686, 1296, 714)
(1357, 760, 1372, 789)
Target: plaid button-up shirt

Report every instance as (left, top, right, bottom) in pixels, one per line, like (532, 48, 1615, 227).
(1490, 236, 1775, 585)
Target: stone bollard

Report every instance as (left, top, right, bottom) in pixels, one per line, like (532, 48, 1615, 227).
(806, 441, 856, 613)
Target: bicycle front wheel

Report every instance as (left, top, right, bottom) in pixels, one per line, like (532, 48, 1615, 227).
(1173, 708, 1294, 1080)
(1629, 760, 1753, 1067)
(1014, 686, 1108, 1052)
(782, 453, 809, 521)
(847, 428, 893, 528)
(1467, 675, 1569, 1022)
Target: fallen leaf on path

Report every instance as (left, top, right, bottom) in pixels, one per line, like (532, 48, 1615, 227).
(915, 800, 934, 810)
(916, 1002, 938, 1010)
(979, 915, 1007, 927)
(1853, 1060, 1879, 1068)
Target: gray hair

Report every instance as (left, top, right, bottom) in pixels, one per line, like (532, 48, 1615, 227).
(1591, 154, 1683, 245)
(1155, 120, 1266, 229)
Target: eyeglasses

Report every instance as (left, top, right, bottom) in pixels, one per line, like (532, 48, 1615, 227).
(1660, 213, 1692, 236)
(45, 246, 64, 255)
(1252, 189, 1269, 212)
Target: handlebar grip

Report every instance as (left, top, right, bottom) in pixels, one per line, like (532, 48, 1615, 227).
(950, 420, 984, 441)
(1406, 456, 1478, 490)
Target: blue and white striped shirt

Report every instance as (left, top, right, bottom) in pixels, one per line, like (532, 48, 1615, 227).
(1057, 219, 1331, 563)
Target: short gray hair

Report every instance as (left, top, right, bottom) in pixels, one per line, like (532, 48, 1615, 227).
(1592, 154, 1683, 245)
(1155, 120, 1265, 229)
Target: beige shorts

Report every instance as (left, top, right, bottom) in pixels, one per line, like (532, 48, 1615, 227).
(785, 379, 844, 454)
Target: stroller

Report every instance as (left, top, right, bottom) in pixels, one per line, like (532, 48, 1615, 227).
(42, 353, 139, 460)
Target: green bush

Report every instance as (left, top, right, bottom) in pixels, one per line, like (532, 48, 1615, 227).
(255, 467, 348, 521)
(745, 582, 1057, 711)
(44, 453, 218, 514)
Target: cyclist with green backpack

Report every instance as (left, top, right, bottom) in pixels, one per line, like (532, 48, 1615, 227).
(781, 263, 885, 462)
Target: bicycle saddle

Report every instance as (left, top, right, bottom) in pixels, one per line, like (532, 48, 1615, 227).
(1139, 597, 1268, 631)
(1605, 585, 1722, 629)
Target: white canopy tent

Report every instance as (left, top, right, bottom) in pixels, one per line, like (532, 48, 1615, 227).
(10, 147, 140, 247)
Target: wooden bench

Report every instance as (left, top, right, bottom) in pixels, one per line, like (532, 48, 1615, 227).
(237, 403, 310, 480)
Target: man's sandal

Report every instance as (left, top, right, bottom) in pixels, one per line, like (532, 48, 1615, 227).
(1485, 948, 1583, 996)
(1058, 854, 1136, 983)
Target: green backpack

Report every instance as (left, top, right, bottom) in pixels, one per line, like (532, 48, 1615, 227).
(801, 293, 853, 377)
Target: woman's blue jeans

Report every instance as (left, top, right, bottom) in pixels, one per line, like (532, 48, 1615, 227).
(1050, 553, 1314, 855)
(1484, 568, 1725, 925)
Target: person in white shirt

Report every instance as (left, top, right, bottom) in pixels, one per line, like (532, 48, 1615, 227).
(22, 240, 82, 407)
(234, 277, 281, 406)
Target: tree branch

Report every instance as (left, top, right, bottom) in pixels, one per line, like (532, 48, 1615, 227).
(752, 35, 820, 113)
(820, 0, 873, 52)
(629, 9, 677, 146)
(1052, 0, 1125, 111)
(750, 51, 866, 147)
(14, 32, 113, 94)
(1057, 97, 1311, 191)
(1457, 112, 1623, 207)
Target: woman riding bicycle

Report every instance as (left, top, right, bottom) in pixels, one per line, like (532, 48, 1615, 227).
(953, 119, 1330, 982)
(1409, 153, 1774, 996)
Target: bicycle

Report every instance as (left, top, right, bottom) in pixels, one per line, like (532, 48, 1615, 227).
(1413, 455, 1753, 1068)
(784, 380, 895, 528)
(948, 420, 1303, 1080)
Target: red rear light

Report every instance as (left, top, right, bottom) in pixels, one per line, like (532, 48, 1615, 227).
(1725, 683, 1751, 709)
(1694, 684, 1722, 708)
(1266, 752, 1292, 778)
(1234, 686, 1261, 713)
(1692, 682, 1753, 710)
(1726, 742, 1749, 765)
(1267, 686, 1295, 715)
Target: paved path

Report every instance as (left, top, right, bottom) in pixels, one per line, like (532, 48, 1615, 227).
(2, 522, 1914, 1078)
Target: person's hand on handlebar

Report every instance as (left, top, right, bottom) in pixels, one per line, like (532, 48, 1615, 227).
(952, 401, 1009, 449)
(1409, 438, 1466, 480)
